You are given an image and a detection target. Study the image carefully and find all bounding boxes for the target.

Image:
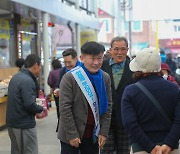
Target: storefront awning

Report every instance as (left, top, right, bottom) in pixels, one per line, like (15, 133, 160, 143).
(11, 0, 100, 30)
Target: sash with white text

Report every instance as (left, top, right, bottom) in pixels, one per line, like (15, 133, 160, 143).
(71, 66, 100, 137)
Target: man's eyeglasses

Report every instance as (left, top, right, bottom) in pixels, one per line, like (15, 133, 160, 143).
(113, 47, 128, 52)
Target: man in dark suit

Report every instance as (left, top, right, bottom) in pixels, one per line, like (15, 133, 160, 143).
(101, 36, 134, 154)
(53, 48, 80, 117)
(54, 48, 80, 98)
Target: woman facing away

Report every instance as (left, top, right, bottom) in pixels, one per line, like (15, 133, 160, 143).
(121, 48, 180, 154)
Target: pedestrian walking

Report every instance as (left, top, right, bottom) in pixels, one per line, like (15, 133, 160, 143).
(57, 41, 112, 154)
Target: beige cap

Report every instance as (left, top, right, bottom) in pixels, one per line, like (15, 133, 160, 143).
(130, 48, 161, 72)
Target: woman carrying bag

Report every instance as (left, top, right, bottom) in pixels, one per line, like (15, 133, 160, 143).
(121, 48, 180, 154)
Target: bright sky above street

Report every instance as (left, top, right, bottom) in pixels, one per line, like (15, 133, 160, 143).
(132, 0, 180, 21)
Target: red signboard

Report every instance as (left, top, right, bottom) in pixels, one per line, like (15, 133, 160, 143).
(165, 39, 180, 48)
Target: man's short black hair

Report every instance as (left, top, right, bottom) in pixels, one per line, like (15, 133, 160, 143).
(24, 54, 41, 68)
(62, 48, 77, 59)
(81, 41, 105, 55)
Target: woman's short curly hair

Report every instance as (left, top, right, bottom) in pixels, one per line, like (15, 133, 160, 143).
(133, 71, 163, 81)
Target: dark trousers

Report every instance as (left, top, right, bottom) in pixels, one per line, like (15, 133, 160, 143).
(61, 137, 99, 154)
(53, 95, 60, 119)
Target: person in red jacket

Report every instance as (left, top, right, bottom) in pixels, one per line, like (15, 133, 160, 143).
(161, 63, 179, 86)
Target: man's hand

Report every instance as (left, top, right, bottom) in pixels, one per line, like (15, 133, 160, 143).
(98, 135, 107, 149)
(159, 144, 171, 154)
(151, 144, 171, 154)
(54, 89, 60, 97)
(69, 138, 81, 148)
(151, 145, 161, 154)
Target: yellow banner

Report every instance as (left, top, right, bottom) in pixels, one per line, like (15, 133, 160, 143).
(80, 29, 97, 46)
(21, 19, 33, 41)
(0, 19, 10, 39)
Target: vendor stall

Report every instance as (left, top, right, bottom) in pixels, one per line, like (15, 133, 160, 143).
(0, 67, 18, 129)
(0, 96, 7, 128)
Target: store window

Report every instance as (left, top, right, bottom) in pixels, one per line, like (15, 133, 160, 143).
(99, 18, 112, 33)
(133, 21, 142, 32)
(17, 19, 37, 59)
(125, 21, 143, 32)
(174, 25, 180, 32)
(0, 19, 11, 67)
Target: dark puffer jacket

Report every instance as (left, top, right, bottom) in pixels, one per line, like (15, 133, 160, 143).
(6, 67, 43, 129)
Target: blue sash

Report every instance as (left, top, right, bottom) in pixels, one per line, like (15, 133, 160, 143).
(71, 66, 100, 137)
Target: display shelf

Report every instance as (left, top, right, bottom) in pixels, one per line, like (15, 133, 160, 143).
(0, 96, 7, 128)
(0, 67, 18, 80)
(0, 96, 7, 104)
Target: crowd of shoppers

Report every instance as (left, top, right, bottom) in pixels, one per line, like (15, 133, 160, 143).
(6, 37, 180, 154)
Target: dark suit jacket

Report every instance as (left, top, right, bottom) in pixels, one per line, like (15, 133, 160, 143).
(101, 57, 134, 128)
(56, 67, 67, 89)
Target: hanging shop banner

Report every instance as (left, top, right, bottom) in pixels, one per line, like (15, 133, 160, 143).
(0, 38, 10, 67)
(0, 19, 10, 39)
(80, 29, 97, 46)
(21, 19, 34, 41)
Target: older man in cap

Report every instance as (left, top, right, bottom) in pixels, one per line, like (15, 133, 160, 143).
(57, 41, 112, 154)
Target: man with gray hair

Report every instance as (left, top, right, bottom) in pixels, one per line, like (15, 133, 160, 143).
(101, 36, 134, 154)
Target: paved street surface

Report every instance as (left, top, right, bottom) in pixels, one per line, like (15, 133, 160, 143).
(0, 106, 60, 154)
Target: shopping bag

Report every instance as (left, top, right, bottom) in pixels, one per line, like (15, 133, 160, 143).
(36, 93, 48, 119)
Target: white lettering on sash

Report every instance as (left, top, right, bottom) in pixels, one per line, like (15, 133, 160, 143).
(71, 66, 100, 136)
